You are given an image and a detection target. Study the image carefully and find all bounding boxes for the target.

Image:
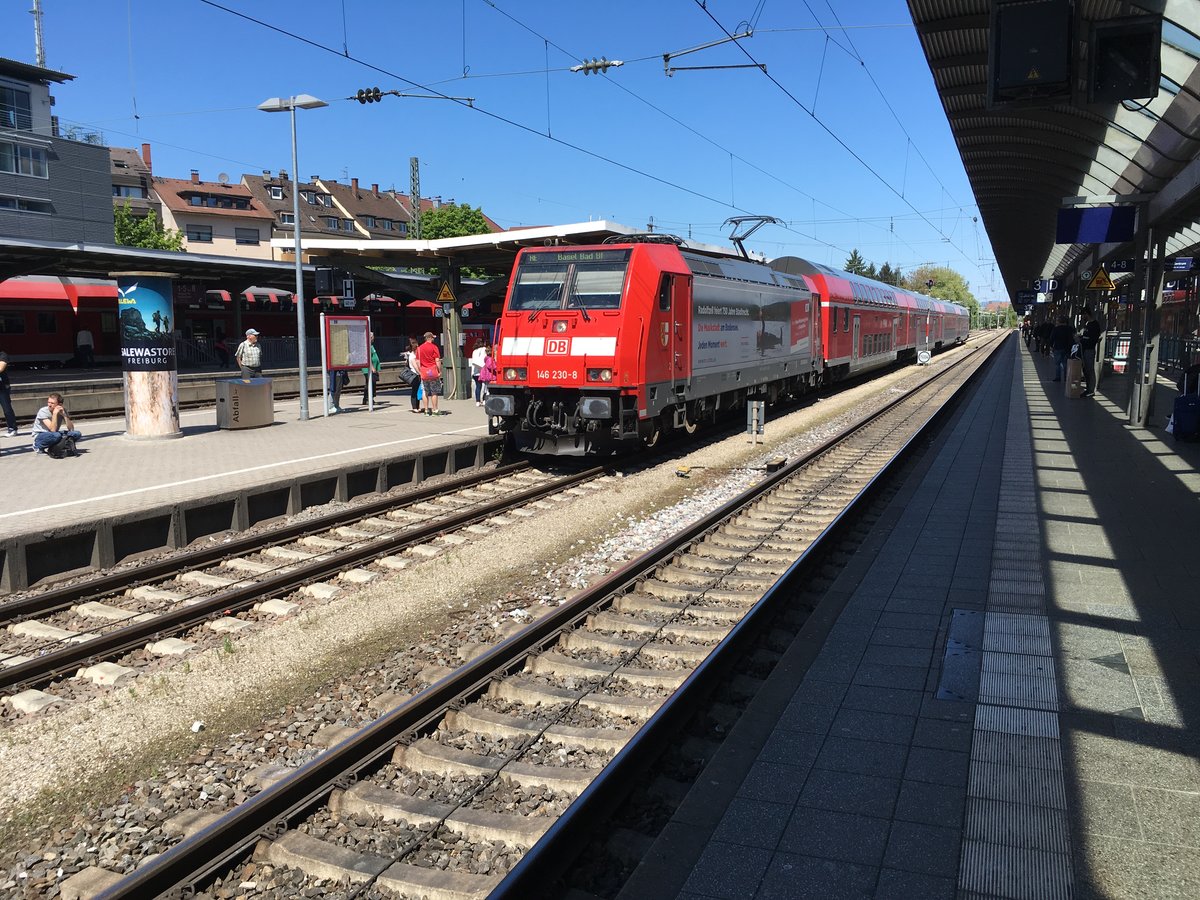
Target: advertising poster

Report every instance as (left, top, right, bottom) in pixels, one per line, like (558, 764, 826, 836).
(692, 296, 791, 373)
(116, 275, 177, 372)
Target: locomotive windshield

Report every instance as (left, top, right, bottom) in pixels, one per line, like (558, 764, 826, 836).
(509, 248, 630, 312)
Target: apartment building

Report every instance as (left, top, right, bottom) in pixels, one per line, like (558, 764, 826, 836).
(154, 171, 274, 259)
(110, 143, 161, 223)
(0, 57, 111, 243)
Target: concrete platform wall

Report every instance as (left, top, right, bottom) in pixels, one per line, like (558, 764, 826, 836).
(0, 434, 501, 592)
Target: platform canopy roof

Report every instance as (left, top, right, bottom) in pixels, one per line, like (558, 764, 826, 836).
(908, 0, 1200, 302)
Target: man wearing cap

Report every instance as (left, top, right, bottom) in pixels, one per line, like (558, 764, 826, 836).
(235, 328, 263, 379)
(416, 331, 444, 416)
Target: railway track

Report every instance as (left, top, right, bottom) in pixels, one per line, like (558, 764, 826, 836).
(88, 334, 1006, 899)
(0, 462, 611, 712)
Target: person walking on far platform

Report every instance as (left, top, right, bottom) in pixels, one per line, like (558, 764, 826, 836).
(235, 328, 262, 379)
(1049, 316, 1075, 382)
(1079, 307, 1103, 397)
(469, 341, 491, 406)
(75, 327, 95, 367)
(417, 331, 444, 416)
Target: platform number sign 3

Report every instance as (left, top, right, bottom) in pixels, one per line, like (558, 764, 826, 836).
(547, 338, 569, 355)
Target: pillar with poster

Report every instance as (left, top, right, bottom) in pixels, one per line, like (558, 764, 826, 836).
(320, 314, 371, 414)
(113, 272, 182, 439)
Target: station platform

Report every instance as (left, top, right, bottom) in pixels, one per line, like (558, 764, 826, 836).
(0, 387, 495, 591)
(622, 335, 1200, 900)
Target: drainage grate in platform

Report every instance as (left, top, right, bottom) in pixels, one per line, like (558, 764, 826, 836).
(958, 839, 1072, 900)
(974, 703, 1060, 739)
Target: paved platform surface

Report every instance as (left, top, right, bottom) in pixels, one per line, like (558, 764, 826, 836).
(0, 387, 489, 543)
(623, 336, 1200, 899)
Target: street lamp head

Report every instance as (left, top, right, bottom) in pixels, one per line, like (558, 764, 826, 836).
(258, 94, 327, 113)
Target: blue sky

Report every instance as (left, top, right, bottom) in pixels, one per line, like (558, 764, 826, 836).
(1, 0, 1001, 301)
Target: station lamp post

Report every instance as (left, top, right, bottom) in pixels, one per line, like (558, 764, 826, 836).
(258, 93, 328, 420)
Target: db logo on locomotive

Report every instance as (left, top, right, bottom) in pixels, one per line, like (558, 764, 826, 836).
(547, 338, 569, 354)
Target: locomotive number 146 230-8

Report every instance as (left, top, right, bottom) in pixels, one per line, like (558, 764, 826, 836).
(535, 369, 577, 381)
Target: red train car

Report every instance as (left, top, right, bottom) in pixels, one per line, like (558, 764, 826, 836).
(0, 276, 120, 365)
(484, 235, 968, 455)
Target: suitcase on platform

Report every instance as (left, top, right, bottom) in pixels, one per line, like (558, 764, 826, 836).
(1173, 374, 1200, 441)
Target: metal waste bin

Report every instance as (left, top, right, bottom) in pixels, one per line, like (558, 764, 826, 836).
(216, 378, 274, 429)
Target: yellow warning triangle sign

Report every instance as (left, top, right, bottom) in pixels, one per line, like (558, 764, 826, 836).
(1087, 267, 1115, 291)
(1026, 66, 1041, 81)
(436, 281, 456, 303)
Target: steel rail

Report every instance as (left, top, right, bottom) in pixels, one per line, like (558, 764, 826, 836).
(96, 336, 1004, 900)
(495, 332, 1009, 896)
(0, 464, 605, 693)
(0, 461, 531, 623)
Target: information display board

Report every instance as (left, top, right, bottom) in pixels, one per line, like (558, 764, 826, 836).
(323, 316, 370, 369)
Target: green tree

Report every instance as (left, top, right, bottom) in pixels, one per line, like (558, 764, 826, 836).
(843, 248, 867, 275)
(877, 262, 899, 286)
(418, 203, 491, 240)
(906, 264, 979, 322)
(864, 262, 878, 280)
(113, 202, 184, 251)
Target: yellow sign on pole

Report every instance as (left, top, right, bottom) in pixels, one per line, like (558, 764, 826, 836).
(436, 281, 456, 304)
(1087, 267, 1115, 290)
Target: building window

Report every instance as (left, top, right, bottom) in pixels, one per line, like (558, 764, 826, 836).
(343, 218, 354, 231)
(0, 142, 48, 178)
(112, 184, 146, 198)
(381, 219, 393, 231)
(323, 216, 339, 228)
(269, 185, 283, 200)
(319, 194, 333, 207)
(186, 224, 213, 242)
(363, 216, 376, 228)
(37, 312, 56, 333)
(0, 312, 25, 334)
(188, 195, 202, 206)
(398, 221, 408, 235)
(279, 212, 294, 225)
(301, 191, 316, 204)
(0, 86, 32, 131)
(235, 227, 260, 245)
(0, 195, 51, 213)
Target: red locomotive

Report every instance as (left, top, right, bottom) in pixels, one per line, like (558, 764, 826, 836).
(483, 235, 969, 455)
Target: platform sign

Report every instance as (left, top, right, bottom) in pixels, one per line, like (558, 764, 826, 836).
(323, 315, 370, 369)
(1015, 289, 1038, 307)
(1087, 267, 1116, 290)
(1108, 258, 1136, 273)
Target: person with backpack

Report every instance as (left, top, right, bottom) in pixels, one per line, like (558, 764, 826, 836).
(32, 392, 82, 458)
(1078, 308, 1103, 398)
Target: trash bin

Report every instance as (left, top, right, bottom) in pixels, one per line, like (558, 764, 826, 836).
(216, 378, 274, 429)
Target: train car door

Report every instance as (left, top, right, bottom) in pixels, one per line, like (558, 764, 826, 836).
(644, 273, 675, 391)
(852, 315, 861, 361)
(671, 275, 691, 391)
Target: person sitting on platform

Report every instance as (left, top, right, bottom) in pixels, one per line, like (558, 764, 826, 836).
(235, 328, 263, 379)
(31, 393, 81, 458)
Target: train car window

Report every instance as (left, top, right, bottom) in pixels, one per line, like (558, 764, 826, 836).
(0, 313, 24, 334)
(842, 308, 850, 332)
(37, 312, 56, 333)
(657, 275, 671, 312)
(569, 262, 625, 310)
(510, 266, 568, 311)
(510, 249, 630, 312)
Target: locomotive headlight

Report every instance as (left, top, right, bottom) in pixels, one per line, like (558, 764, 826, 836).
(504, 367, 527, 381)
(552, 319, 568, 333)
(586, 368, 613, 382)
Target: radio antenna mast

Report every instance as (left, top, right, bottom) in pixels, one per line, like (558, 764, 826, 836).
(30, 0, 46, 67)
